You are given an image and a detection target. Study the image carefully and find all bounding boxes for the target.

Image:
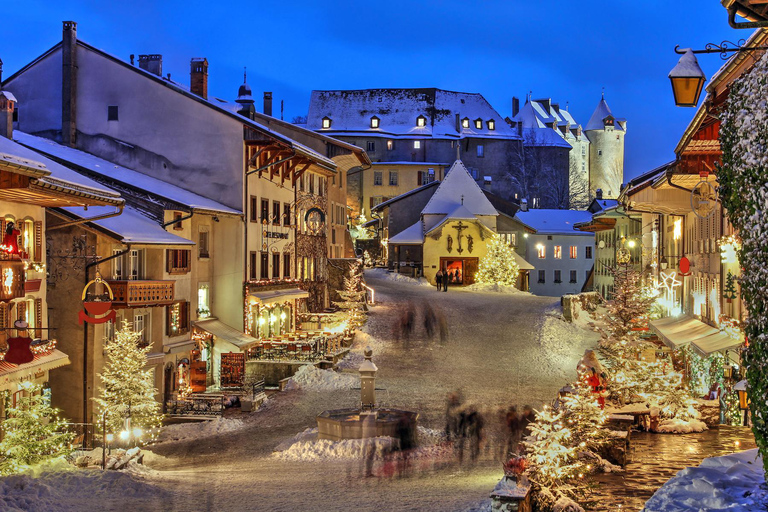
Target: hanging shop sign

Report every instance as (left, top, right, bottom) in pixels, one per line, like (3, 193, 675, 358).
(691, 180, 718, 219)
(678, 256, 691, 276)
(79, 274, 116, 325)
(0, 260, 25, 301)
(5, 320, 34, 365)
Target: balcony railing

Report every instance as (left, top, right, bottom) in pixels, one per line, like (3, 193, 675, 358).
(107, 280, 175, 308)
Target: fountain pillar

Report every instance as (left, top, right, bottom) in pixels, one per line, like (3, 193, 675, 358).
(359, 347, 377, 410)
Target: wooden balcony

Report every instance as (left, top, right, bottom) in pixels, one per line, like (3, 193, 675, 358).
(106, 280, 175, 308)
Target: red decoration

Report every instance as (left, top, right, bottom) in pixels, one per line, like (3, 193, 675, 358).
(2, 223, 20, 257)
(79, 274, 116, 325)
(5, 335, 34, 364)
(679, 256, 691, 276)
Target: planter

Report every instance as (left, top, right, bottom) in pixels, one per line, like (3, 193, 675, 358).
(490, 475, 532, 512)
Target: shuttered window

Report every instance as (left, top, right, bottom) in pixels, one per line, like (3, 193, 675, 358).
(166, 249, 191, 274)
(34, 221, 42, 262)
(166, 301, 190, 336)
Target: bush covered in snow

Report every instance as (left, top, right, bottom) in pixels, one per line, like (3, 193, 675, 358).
(156, 417, 245, 444)
(284, 364, 357, 392)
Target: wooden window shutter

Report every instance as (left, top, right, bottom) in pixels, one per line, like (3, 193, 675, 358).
(166, 249, 172, 273)
(0, 220, 5, 241)
(0, 302, 8, 346)
(15, 301, 26, 327)
(34, 221, 43, 262)
(417, 172, 423, 186)
(182, 302, 190, 333)
(369, 197, 374, 209)
(165, 304, 172, 336)
(34, 298, 42, 338)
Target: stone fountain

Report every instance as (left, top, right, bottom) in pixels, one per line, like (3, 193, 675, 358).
(316, 347, 418, 443)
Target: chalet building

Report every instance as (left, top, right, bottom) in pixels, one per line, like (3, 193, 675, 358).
(509, 95, 627, 204)
(307, 88, 574, 217)
(0, 109, 123, 422)
(2, 22, 368, 328)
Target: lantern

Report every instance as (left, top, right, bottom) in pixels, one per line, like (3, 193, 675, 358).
(723, 366, 733, 379)
(737, 389, 749, 410)
(669, 48, 706, 107)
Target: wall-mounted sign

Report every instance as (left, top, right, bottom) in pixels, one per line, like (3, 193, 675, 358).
(305, 208, 326, 234)
(265, 232, 289, 239)
(79, 274, 116, 325)
(0, 260, 25, 301)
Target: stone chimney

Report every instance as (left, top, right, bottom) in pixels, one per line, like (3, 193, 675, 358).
(520, 198, 528, 212)
(138, 54, 163, 77)
(0, 91, 16, 139)
(512, 96, 520, 117)
(263, 92, 272, 116)
(190, 58, 208, 100)
(62, 21, 78, 148)
(359, 347, 377, 410)
(596, 188, 603, 200)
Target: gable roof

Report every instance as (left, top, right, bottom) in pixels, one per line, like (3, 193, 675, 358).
(388, 221, 424, 245)
(371, 180, 440, 212)
(307, 88, 520, 140)
(514, 209, 594, 236)
(522, 128, 572, 148)
(16, 131, 240, 215)
(585, 98, 623, 132)
(421, 160, 497, 216)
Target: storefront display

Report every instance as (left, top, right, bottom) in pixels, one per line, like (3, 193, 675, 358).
(220, 352, 244, 388)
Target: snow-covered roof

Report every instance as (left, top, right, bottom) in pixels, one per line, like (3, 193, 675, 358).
(510, 98, 586, 144)
(422, 160, 497, 216)
(521, 128, 572, 148)
(371, 181, 440, 212)
(307, 88, 520, 140)
(0, 135, 122, 204)
(61, 205, 194, 245)
(16, 132, 240, 215)
(388, 221, 424, 244)
(514, 209, 594, 236)
(585, 98, 623, 132)
(0, 90, 17, 102)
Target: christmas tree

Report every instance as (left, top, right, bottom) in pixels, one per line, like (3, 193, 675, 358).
(560, 383, 610, 450)
(475, 235, 520, 287)
(333, 261, 367, 325)
(601, 263, 656, 339)
(0, 382, 73, 475)
(93, 322, 163, 440)
(724, 271, 738, 302)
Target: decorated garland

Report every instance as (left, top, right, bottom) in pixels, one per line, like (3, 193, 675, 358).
(717, 48, 768, 471)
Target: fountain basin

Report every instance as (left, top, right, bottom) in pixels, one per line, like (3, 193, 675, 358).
(317, 407, 418, 443)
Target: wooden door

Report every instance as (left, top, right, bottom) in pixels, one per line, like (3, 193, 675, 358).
(464, 258, 479, 285)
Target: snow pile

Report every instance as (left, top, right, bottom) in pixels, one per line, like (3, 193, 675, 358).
(156, 416, 245, 443)
(463, 282, 526, 294)
(643, 449, 767, 512)
(0, 463, 168, 512)
(284, 364, 357, 392)
(656, 418, 708, 434)
(365, 268, 431, 287)
(539, 309, 600, 380)
(553, 496, 585, 512)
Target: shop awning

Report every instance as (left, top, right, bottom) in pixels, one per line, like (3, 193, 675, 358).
(649, 316, 720, 350)
(248, 287, 309, 305)
(164, 338, 196, 355)
(0, 349, 70, 392)
(513, 251, 535, 271)
(692, 331, 744, 357)
(193, 319, 257, 349)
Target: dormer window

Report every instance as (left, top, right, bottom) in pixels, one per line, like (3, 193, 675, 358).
(370, 116, 380, 129)
(416, 115, 427, 127)
(322, 117, 331, 129)
(462, 118, 469, 129)
(487, 120, 495, 130)
(474, 119, 482, 129)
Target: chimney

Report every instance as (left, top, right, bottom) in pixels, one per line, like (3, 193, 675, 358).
(539, 98, 551, 112)
(190, 58, 208, 99)
(0, 91, 15, 139)
(138, 54, 163, 76)
(596, 188, 603, 200)
(263, 92, 273, 116)
(520, 198, 528, 212)
(512, 97, 520, 117)
(552, 103, 560, 115)
(62, 21, 78, 147)
(130, 54, 134, 65)
(0, 58, 3, 83)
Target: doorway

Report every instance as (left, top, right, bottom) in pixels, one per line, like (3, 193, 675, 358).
(439, 257, 478, 285)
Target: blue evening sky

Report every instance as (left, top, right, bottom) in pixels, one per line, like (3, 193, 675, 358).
(0, 1, 746, 181)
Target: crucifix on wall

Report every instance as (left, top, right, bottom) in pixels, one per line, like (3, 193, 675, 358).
(454, 222, 467, 254)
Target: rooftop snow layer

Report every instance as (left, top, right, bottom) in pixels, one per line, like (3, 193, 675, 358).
(16, 132, 240, 215)
(307, 88, 520, 140)
(514, 209, 595, 235)
(585, 98, 623, 132)
(62, 205, 194, 245)
(421, 160, 497, 216)
(388, 221, 424, 244)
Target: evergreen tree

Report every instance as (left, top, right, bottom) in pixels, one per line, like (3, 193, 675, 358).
(333, 262, 367, 324)
(93, 322, 162, 439)
(601, 263, 656, 341)
(560, 383, 610, 450)
(723, 271, 738, 301)
(475, 235, 520, 286)
(0, 382, 73, 475)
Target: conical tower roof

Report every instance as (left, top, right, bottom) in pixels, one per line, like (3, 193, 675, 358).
(421, 160, 497, 216)
(585, 97, 614, 131)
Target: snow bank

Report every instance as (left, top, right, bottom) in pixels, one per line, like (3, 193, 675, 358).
(643, 449, 767, 512)
(365, 268, 431, 287)
(156, 417, 245, 443)
(284, 364, 357, 392)
(553, 496, 585, 512)
(0, 463, 167, 512)
(655, 418, 708, 434)
(463, 283, 527, 294)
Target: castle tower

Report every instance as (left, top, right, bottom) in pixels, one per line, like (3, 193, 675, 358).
(584, 95, 625, 199)
(235, 68, 256, 120)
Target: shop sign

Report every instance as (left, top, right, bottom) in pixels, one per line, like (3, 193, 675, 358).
(0, 260, 25, 302)
(265, 232, 289, 239)
(79, 274, 116, 325)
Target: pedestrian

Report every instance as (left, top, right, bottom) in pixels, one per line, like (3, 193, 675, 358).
(437, 312, 448, 345)
(396, 414, 414, 477)
(505, 406, 522, 458)
(464, 406, 483, 464)
(435, 269, 443, 291)
(423, 303, 436, 339)
(443, 269, 449, 292)
(445, 391, 461, 440)
(520, 405, 536, 437)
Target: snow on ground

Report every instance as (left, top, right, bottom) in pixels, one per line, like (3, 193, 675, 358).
(462, 283, 527, 294)
(155, 416, 246, 443)
(365, 268, 431, 287)
(273, 426, 450, 462)
(540, 305, 600, 382)
(656, 418, 708, 434)
(284, 364, 357, 391)
(643, 448, 767, 512)
(0, 457, 168, 512)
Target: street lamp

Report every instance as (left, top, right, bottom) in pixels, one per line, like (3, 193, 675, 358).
(669, 48, 706, 107)
(735, 379, 750, 426)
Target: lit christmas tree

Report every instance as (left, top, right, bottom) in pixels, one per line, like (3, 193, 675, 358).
(475, 235, 520, 286)
(560, 383, 610, 450)
(0, 382, 73, 475)
(723, 271, 738, 302)
(93, 322, 163, 440)
(333, 261, 367, 325)
(601, 263, 656, 340)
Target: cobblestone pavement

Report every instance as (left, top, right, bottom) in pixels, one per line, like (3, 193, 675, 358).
(591, 426, 757, 511)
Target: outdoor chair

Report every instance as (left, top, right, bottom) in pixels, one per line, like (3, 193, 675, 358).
(301, 344, 313, 361)
(262, 343, 273, 360)
(286, 343, 298, 359)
